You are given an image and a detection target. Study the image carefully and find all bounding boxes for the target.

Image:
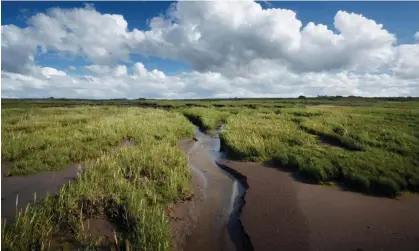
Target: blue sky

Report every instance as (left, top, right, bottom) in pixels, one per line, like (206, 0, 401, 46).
(2, 1, 419, 98)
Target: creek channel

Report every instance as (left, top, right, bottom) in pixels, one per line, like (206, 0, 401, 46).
(183, 125, 253, 251)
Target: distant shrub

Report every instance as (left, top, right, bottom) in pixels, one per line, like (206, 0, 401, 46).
(298, 95, 306, 99)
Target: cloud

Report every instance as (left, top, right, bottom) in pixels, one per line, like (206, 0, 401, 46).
(1, 1, 419, 98)
(392, 44, 419, 79)
(128, 3, 396, 74)
(41, 67, 67, 78)
(1, 25, 38, 73)
(2, 62, 417, 99)
(2, 5, 133, 73)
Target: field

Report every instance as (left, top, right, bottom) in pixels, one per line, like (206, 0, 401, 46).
(2, 98, 419, 250)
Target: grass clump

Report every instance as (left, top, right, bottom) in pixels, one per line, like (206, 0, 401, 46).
(2, 107, 195, 250)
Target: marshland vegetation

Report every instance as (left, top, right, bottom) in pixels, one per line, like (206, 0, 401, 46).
(2, 97, 419, 250)
(2, 107, 194, 250)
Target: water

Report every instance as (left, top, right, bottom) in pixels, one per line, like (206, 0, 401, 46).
(1, 139, 133, 222)
(184, 126, 251, 251)
(1, 163, 81, 221)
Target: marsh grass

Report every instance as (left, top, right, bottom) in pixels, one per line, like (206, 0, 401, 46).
(1, 107, 195, 250)
(2, 107, 193, 176)
(220, 105, 419, 197)
(181, 107, 231, 130)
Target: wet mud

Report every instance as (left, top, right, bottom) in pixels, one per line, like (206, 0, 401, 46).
(218, 159, 419, 251)
(173, 127, 251, 251)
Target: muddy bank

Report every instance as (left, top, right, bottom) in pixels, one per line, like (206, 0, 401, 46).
(170, 138, 205, 251)
(217, 159, 419, 251)
(182, 128, 235, 251)
(172, 127, 251, 251)
(1, 139, 134, 221)
(217, 160, 310, 251)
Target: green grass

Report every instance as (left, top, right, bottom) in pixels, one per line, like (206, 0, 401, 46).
(2, 107, 193, 176)
(1, 107, 195, 250)
(220, 105, 419, 197)
(181, 107, 231, 130)
(5, 97, 418, 110)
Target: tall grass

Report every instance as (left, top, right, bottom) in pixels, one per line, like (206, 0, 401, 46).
(181, 107, 231, 130)
(220, 105, 419, 197)
(2, 107, 193, 175)
(2, 107, 195, 250)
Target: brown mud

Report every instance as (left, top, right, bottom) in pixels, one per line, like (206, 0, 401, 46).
(48, 216, 119, 251)
(217, 159, 419, 251)
(170, 138, 205, 251)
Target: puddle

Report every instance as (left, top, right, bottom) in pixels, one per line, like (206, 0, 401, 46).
(183, 126, 252, 251)
(1, 162, 81, 221)
(1, 139, 134, 222)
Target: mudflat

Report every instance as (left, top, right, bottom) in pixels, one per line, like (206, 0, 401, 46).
(217, 159, 419, 251)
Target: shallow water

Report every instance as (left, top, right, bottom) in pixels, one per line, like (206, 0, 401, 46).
(1, 162, 81, 221)
(1, 139, 133, 222)
(184, 126, 250, 251)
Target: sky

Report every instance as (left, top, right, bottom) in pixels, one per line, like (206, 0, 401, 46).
(1, 1, 419, 99)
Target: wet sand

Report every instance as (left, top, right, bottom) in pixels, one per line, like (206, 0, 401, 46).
(217, 159, 419, 251)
